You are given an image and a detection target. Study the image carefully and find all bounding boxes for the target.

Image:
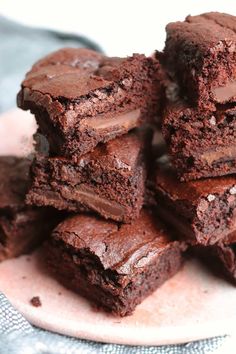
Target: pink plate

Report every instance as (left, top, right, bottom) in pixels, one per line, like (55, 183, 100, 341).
(0, 109, 236, 345)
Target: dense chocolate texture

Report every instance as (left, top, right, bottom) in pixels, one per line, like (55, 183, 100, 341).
(196, 232, 236, 284)
(46, 210, 185, 316)
(17, 48, 161, 159)
(0, 156, 59, 261)
(26, 130, 151, 223)
(162, 99, 236, 181)
(163, 12, 236, 109)
(152, 158, 236, 246)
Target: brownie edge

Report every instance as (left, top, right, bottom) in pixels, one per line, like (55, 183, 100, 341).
(46, 211, 185, 316)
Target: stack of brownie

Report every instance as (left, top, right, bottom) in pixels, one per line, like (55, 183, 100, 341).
(162, 12, 236, 181)
(18, 48, 161, 222)
(151, 12, 236, 283)
(14, 12, 236, 317)
(17, 48, 186, 316)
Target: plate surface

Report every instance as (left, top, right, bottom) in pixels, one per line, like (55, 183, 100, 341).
(0, 109, 236, 345)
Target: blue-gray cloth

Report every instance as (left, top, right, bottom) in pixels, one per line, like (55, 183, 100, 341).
(0, 16, 227, 354)
(0, 16, 101, 113)
(0, 293, 226, 354)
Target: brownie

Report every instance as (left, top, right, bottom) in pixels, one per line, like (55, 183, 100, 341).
(17, 48, 161, 159)
(151, 157, 236, 246)
(162, 98, 236, 181)
(0, 156, 60, 261)
(163, 12, 236, 109)
(195, 232, 236, 284)
(26, 129, 151, 223)
(46, 210, 185, 316)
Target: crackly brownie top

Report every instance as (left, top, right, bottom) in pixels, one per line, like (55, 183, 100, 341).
(0, 156, 30, 212)
(154, 157, 236, 205)
(52, 210, 180, 275)
(166, 12, 236, 54)
(19, 47, 151, 101)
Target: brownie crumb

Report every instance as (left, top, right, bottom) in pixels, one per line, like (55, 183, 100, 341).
(30, 296, 42, 307)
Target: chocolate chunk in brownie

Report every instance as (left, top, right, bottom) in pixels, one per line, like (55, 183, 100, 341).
(151, 157, 236, 246)
(162, 98, 236, 181)
(163, 12, 236, 109)
(0, 156, 60, 261)
(26, 129, 151, 223)
(17, 48, 161, 159)
(46, 210, 185, 316)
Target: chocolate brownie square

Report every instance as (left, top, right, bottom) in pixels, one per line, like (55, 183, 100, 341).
(151, 157, 236, 246)
(17, 48, 161, 159)
(26, 129, 151, 223)
(162, 98, 236, 181)
(46, 210, 185, 316)
(0, 156, 59, 261)
(195, 232, 236, 284)
(163, 12, 236, 109)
